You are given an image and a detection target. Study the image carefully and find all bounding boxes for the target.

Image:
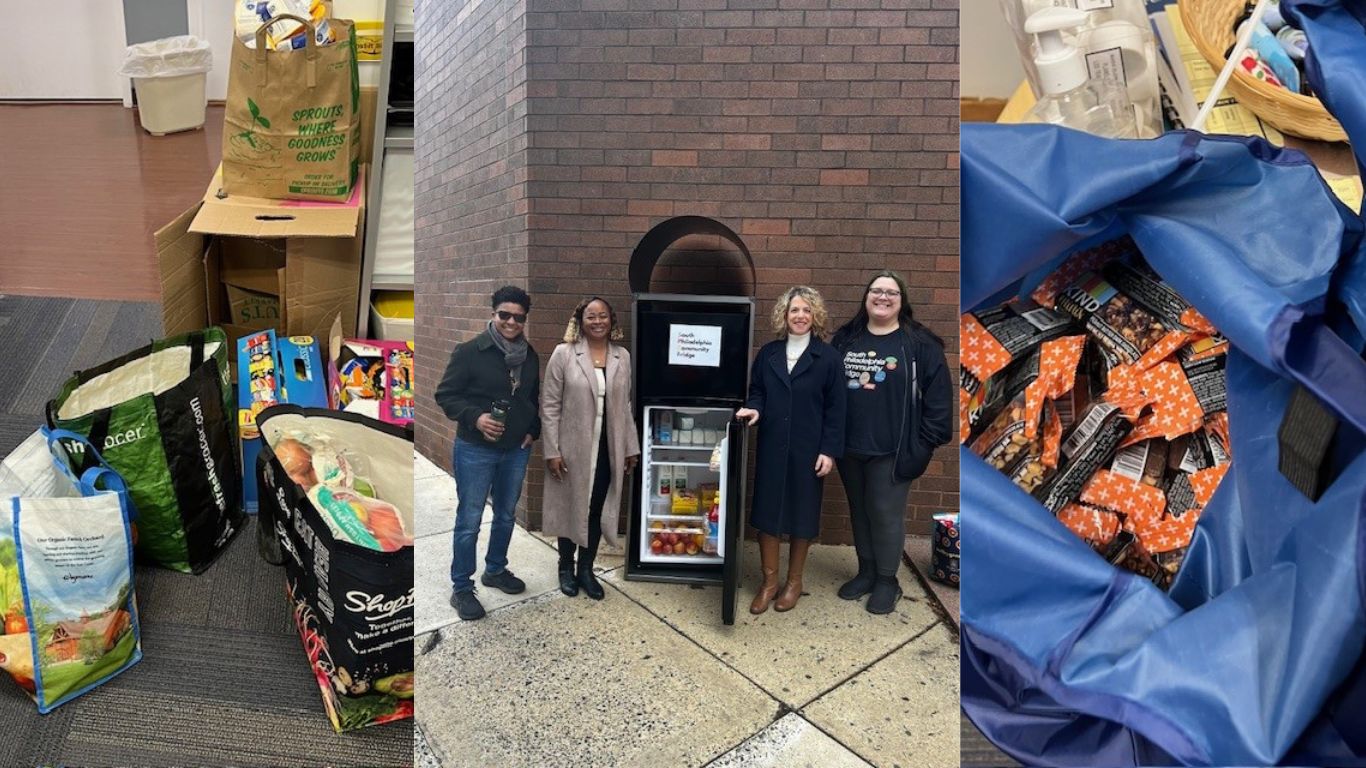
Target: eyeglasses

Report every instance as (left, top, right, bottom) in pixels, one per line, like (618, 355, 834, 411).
(496, 310, 528, 324)
(868, 288, 902, 298)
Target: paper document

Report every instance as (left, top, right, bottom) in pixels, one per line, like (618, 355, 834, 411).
(1163, 5, 1284, 144)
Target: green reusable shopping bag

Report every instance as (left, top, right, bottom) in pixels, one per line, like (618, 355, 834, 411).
(46, 329, 244, 573)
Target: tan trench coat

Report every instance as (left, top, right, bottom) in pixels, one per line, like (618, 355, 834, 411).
(540, 340, 640, 548)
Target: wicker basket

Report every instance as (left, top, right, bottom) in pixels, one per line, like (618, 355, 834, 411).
(1180, 0, 1346, 142)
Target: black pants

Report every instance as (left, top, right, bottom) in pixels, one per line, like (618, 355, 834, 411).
(558, 424, 612, 571)
(837, 453, 912, 577)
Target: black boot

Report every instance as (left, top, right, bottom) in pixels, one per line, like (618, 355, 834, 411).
(838, 557, 876, 600)
(866, 574, 903, 615)
(557, 541, 579, 597)
(577, 548, 605, 600)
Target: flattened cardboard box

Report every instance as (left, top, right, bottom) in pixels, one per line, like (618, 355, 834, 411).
(154, 165, 366, 353)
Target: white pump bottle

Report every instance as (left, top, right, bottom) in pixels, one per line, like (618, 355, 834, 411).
(1023, 7, 1137, 139)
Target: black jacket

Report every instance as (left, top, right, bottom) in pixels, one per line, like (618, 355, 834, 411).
(743, 338, 847, 538)
(837, 324, 953, 482)
(434, 331, 542, 450)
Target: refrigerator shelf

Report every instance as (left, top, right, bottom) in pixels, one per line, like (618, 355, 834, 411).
(648, 443, 716, 451)
(645, 551, 722, 562)
(647, 514, 707, 522)
(651, 461, 713, 468)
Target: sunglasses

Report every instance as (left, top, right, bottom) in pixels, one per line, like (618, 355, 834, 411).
(496, 310, 528, 324)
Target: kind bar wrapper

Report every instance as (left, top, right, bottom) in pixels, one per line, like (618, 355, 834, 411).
(1037, 402, 1132, 514)
(961, 302, 1073, 437)
(1179, 351, 1228, 416)
(1103, 259, 1197, 334)
(1081, 469, 1167, 530)
(1023, 335, 1087, 441)
(1005, 401, 1062, 492)
(1058, 503, 1121, 548)
(961, 302, 1075, 384)
(1110, 440, 1168, 487)
(1117, 357, 1222, 448)
(1031, 236, 1143, 308)
(1054, 265, 1184, 370)
(968, 349, 1048, 471)
(1100, 530, 1168, 588)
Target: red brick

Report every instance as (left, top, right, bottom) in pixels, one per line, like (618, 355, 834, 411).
(819, 169, 869, 186)
(723, 134, 772, 150)
(741, 218, 791, 235)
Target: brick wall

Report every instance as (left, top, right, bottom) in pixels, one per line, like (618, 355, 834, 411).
(417, 0, 960, 542)
(414, 0, 531, 467)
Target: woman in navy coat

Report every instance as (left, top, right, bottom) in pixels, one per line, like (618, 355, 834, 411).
(736, 286, 846, 614)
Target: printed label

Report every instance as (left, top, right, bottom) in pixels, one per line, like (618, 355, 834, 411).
(1086, 46, 1128, 91)
(668, 325, 722, 367)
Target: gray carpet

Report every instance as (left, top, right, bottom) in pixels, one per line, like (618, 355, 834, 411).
(0, 295, 413, 767)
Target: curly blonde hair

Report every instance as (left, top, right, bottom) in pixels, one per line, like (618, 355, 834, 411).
(770, 285, 828, 339)
(563, 296, 625, 343)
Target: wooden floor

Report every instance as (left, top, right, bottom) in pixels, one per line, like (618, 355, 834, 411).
(0, 103, 224, 301)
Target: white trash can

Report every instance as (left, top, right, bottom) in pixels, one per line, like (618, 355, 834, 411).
(119, 36, 213, 136)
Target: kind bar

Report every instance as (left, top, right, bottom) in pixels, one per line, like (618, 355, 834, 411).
(1023, 335, 1087, 441)
(1113, 361, 1207, 447)
(1005, 401, 1062, 492)
(1037, 403, 1132, 514)
(1032, 236, 1143, 308)
(961, 302, 1074, 437)
(1179, 351, 1228, 416)
(967, 347, 1038, 467)
(968, 348, 1042, 453)
(1058, 502, 1121, 548)
(1054, 267, 1177, 369)
(1103, 259, 1196, 333)
(961, 301, 1075, 384)
(1110, 440, 1168, 487)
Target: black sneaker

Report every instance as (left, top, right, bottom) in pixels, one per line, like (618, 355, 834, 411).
(451, 589, 485, 621)
(481, 569, 527, 595)
(866, 575, 903, 615)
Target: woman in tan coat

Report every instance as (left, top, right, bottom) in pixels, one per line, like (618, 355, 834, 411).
(540, 297, 640, 600)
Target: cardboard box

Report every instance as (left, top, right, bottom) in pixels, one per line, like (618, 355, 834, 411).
(155, 165, 367, 359)
(326, 316, 414, 427)
(238, 330, 329, 513)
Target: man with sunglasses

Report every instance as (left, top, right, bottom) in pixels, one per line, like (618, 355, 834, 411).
(436, 286, 542, 621)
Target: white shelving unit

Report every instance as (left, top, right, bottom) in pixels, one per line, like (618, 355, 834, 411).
(357, 0, 414, 335)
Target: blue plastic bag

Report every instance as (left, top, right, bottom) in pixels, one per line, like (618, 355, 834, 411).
(960, 118, 1366, 765)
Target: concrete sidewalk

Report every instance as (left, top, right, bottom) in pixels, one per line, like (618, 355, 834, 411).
(413, 452, 958, 768)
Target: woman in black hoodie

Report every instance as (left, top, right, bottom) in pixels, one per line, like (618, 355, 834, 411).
(831, 270, 953, 614)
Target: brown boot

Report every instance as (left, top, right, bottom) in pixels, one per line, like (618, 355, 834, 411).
(750, 533, 781, 615)
(774, 538, 811, 612)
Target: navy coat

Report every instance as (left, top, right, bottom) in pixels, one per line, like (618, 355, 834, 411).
(744, 337, 847, 539)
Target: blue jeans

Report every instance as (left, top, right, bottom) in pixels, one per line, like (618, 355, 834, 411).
(451, 436, 531, 593)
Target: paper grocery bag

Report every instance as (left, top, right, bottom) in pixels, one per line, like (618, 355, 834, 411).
(223, 14, 361, 202)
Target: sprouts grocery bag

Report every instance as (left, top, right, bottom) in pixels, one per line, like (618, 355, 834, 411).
(46, 329, 245, 574)
(960, 121, 1366, 767)
(255, 406, 413, 732)
(222, 13, 361, 201)
(0, 429, 141, 713)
